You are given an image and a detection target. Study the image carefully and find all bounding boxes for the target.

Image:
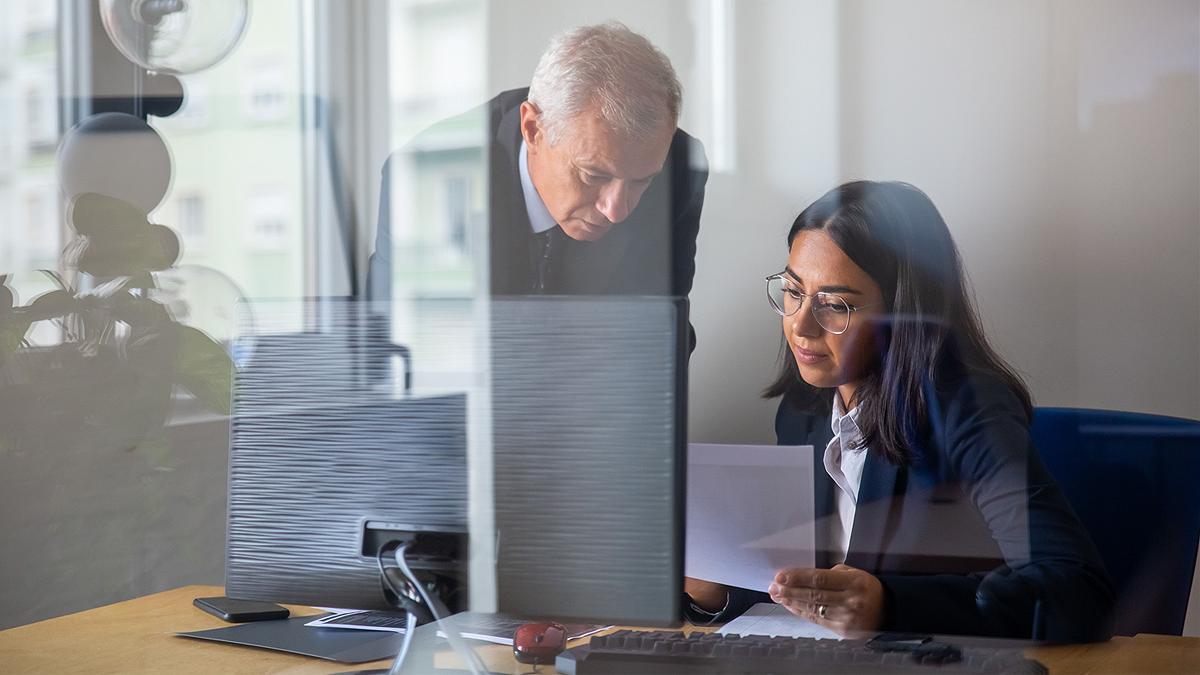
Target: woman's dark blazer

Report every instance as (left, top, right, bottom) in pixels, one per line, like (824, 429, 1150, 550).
(705, 367, 1115, 643)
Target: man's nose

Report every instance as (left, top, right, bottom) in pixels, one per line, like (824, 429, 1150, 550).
(596, 182, 632, 224)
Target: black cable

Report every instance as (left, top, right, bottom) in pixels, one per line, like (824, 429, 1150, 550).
(390, 543, 485, 675)
(376, 542, 431, 625)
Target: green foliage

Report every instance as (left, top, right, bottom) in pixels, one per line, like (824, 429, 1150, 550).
(68, 193, 180, 276)
(1, 192, 236, 453)
(174, 324, 234, 416)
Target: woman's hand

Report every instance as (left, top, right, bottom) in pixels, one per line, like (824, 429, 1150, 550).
(684, 577, 729, 613)
(767, 563, 884, 635)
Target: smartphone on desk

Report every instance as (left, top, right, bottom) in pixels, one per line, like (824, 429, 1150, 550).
(194, 596, 289, 623)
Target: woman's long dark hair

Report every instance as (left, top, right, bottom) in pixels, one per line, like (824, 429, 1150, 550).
(764, 181, 1032, 464)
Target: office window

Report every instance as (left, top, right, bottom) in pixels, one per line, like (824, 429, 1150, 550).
(23, 77, 56, 153)
(242, 60, 288, 123)
(175, 194, 206, 246)
(152, 0, 306, 302)
(385, 0, 486, 299)
(22, 0, 54, 43)
(247, 189, 290, 250)
(0, 83, 12, 171)
(19, 181, 57, 266)
(0, 1, 58, 282)
(443, 173, 471, 256)
(174, 80, 210, 129)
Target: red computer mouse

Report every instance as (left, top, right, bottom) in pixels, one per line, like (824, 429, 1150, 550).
(513, 622, 568, 664)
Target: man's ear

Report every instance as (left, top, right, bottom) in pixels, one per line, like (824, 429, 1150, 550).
(519, 101, 543, 150)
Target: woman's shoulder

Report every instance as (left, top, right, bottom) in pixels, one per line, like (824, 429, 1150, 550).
(921, 362, 1035, 473)
(933, 364, 1031, 426)
(774, 389, 832, 445)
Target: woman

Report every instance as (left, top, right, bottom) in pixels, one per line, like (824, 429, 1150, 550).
(686, 181, 1114, 642)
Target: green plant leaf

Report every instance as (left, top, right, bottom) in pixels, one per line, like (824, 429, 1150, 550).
(37, 269, 69, 292)
(172, 324, 234, 416)
(26, 290, 76, 321)
(68, 193, 180, 276)
(68, 193, 146, 238)
(110, 293, 172, 329)
(0, 313, 32, 355)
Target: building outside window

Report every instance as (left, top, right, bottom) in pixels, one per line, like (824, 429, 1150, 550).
(23, 75, 56, 153)
(174, 80, 210, 129)
(386, 0, 485, 299)
(175, 194, 206, 248)
(0, 1, 58, 288)
(151, 0, 305, 303)
(247, 189, 289, 250)
(442, 173, 471, 257)
(242, 60, 288, 123)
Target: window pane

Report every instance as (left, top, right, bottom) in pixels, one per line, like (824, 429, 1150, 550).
(151, 0, 306, 306)
(385, 0, 486, 300)
(0, 1, 60, 280)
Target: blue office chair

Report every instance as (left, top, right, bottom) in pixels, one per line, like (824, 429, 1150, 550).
(1030, 407, 1200, 636)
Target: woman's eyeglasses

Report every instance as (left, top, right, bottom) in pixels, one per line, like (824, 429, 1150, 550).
(765, 273, 877, 335)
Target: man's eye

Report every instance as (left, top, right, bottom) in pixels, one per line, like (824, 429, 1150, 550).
(581, 172, 605, 185)
(784, 289, 803, 299)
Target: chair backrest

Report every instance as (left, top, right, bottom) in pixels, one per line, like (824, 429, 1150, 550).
(1030, 407, 1200, 636)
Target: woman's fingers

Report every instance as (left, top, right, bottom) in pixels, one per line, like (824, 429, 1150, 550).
(774, 567, 855, 590)
(768, 581, 848, 605)
(769, 565, 880, 635)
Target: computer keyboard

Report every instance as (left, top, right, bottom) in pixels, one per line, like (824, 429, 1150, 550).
(555, 630, 1048, 674)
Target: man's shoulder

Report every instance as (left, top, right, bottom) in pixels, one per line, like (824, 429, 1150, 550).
(385, 89, 526, 159)
(489, 87, 530, 117)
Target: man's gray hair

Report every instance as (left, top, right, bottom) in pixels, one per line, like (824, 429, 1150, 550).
(528, 22, 682, 145)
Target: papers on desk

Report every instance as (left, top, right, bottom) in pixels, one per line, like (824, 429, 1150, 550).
(306, 610, 409, 633)
(686, 443, 816, 593)
(719, 603, 844, 641)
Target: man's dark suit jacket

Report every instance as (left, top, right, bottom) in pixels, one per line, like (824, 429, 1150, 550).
(368, 88, 707, 302)
(699, 366, 1116, 643)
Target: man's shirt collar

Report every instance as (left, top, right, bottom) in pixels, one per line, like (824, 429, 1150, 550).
(519, 139, 558, 234)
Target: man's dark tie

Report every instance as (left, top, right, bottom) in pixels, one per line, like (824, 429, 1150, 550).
(531, 228, 556, 293)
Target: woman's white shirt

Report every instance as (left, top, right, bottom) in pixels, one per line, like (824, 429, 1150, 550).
(824, 396, 869, 565)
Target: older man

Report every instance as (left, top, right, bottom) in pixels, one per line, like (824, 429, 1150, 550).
(369, 22, 707, 301)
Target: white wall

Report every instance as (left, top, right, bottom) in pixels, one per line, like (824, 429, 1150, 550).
(488, 0, 1200, 440)
(836, 0, 1200, 420)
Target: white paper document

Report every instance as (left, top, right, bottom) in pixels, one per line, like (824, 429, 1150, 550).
(686, 443, 816, 593)
(719, 603, 844, 641)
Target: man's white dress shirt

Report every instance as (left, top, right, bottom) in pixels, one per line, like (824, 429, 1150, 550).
(519, 139, 558, 234)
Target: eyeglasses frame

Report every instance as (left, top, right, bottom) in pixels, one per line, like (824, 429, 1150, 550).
(764, 272, 882, 335)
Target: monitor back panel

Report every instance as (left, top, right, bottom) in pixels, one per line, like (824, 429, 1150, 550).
(490, 297, 687, 626)
(226, 314, 467, 610)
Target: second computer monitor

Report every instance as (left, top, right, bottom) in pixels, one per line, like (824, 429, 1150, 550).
(489, 296, 688, 627)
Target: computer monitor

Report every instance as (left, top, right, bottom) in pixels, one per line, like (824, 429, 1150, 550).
(225, 299, 469, 611)
(488, 296, 689, 626)
(224, 296, 688, 627)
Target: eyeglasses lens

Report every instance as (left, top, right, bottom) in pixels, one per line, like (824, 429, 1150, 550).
(766, 277, 852, 334)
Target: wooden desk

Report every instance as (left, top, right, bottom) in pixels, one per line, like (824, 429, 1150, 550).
(1, 585, 1197, 674)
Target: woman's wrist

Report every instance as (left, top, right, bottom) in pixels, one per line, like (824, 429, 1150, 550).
(684, 578, 729, 613)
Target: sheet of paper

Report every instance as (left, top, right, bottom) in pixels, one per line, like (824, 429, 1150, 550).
(718, 603, 843, 641)
(686, 443, 816, 593)
(306, 610, 408, 633)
